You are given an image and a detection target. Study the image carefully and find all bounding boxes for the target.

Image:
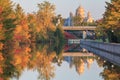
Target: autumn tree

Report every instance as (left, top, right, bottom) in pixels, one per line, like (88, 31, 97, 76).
(14, 4, 25, 24)
(14, 4, 30, 44)
(36, 1, 56, 40)
(0, 0, 16, 41)
(27, 13, 37, 42)
(101, 0, 120, 43)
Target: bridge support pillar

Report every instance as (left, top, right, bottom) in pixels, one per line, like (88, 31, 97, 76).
(83, 31, 87, 39)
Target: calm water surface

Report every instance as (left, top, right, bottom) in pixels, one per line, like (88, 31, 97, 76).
(15, 60, 103, 80)
(1, 43, 120, 80)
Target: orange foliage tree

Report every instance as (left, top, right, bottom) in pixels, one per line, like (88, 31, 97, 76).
(13, 4, 30, 44)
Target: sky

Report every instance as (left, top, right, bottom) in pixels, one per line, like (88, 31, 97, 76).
(11, 0, 110, 20)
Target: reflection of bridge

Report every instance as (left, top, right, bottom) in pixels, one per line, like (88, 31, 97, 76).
(63, 52, 95, 57)
(68, 39, 81, 44)
(63, 26, 96, 39)
(63, 26, 96, 30)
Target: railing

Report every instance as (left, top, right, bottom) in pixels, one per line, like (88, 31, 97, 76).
(80, 40, 120, 66)
(80, 40, 120, 55)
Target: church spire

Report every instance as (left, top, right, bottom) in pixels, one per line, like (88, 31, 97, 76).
(76, 5, 85, 19)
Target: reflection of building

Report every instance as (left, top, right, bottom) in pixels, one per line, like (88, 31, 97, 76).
(64, 56, 74, 68)
(64, 56, 95, 75)
(87, 58, 94, 69)
(76, 59, 85, 75)
(64, 5, 94, 26)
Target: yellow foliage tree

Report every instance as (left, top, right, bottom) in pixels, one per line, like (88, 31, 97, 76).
(36, 1, 56, 39)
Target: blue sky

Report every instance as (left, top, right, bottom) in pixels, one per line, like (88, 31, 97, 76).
(11, 0, 110, 20)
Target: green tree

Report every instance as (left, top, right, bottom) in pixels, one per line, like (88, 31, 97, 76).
(102, 0, 120, 43)
(53, 15, 65, 55)
(73, 16, 83, 26)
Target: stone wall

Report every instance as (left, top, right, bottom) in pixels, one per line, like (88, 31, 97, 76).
(80, 40, 120, 66)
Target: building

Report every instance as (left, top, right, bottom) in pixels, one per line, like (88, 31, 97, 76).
(64, 12, 73, 26)
(84, 11, 94, 23)
(64, 5, 94, 26)
(76, 5, 85, 21)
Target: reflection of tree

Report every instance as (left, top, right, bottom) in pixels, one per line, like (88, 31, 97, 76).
(32, 44, 56, 80)
(96, 57, 120, 80)
(29, 43, 64, 80)
(96, 57, 104, 68)
(0, 33, 64, 80)
(100, 62, 120, 80)
(0, 43, 57, 80)
(36, 52, 55, 80)
(2, 42, 22, 80)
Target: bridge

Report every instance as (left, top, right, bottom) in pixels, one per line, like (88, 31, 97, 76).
(63, 26, 96, 31)
(63, 26, 96, 39)
(62, 52, 95, 57)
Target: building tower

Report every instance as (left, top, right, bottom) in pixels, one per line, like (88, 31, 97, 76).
(69, 12, 73, 26)
(76, 5, 85, 19)
(86, 11, 94, 23)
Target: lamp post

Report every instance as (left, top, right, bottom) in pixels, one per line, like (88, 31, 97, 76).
(111, 29, 115, 42)
(56, 18, 60, 26)
(111, 30, 114, 33)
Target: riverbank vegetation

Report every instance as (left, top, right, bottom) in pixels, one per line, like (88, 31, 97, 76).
(0, 0, 65, 80)
(0, 0, 65, 48)
(96, 0, 120, 43)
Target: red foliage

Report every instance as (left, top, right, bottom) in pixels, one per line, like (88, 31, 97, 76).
(14, 34, 23, 41)
(0, 6, 2, 14)
(64, 32, 76, 39)
(14, 48, 23, 54)
(64, 44, 76, 51)
(0, 78, 3, 80)
(96, 18, 103, 23)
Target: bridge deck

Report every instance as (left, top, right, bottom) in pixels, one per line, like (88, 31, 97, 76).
(63, 26, 96, 30)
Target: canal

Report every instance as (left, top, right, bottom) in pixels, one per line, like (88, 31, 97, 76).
(1, 42, 120, 80)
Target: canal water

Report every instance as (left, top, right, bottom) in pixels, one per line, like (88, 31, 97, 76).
(1, 42, 120, 80)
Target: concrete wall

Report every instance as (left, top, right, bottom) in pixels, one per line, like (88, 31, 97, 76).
(80, 40, 120, 66)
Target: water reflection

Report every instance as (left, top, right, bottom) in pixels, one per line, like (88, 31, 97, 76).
(64, 56, 94, 75)
(0, 42, 120, 80)
(0, 42, 61, 80)
(96, 57, 120, 80)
